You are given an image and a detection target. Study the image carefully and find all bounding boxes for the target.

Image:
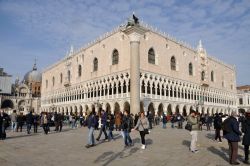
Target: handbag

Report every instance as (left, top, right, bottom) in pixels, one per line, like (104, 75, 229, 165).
(140, 119, 149, 134)
(185, 123, 192, 131)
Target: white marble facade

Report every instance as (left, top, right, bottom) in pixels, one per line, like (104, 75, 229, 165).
(41, 19, 237, 116)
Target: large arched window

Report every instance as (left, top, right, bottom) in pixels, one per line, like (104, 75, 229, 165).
(52, 77, 55, 86)
(148, 48, 155, 64)
(112, 49, 119, 65)
(60, 73, 63, 84)
(189, 63, 193, 76)
(67, 70, 71, 82)
(211, 71, 214, 82)
(93, 58, 98, 71)
(78, 65, 82, 77)
(201, 71, 205, 81)
(171, 56, 176, 71)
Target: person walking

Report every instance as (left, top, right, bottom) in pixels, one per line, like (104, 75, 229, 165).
(132, 111, 149, 149)
(85, 110, 97, 148)
(10, 110, 18, 132)
(96, 110, 108, 141)
(162, 113, 167, 129)
(242, 112, 250, 164)
(107, 112, 115, 141)
(187, 110, 199, 153)
(33, 113, 39, 133)
(26, 111, 33, 134)
(41, 112, 49, 134)
(17, 112, 24, 132)
(223, 111, 242, 165)
(115, 112, 122, 131)
(121, 110, 133, 148)
(54, 112, 59, 132)
(213, 113, 222, 142)
(58, 112, 63, 132)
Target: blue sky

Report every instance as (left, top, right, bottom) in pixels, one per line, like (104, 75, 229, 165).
(0, 0, 249, 86)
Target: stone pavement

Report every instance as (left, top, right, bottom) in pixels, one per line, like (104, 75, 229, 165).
(0, 124, 248, 166)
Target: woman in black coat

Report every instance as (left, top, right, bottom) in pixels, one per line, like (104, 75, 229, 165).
(242, 112, 250, 164)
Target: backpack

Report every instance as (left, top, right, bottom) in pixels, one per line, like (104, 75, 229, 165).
(222, 117, 231, 135)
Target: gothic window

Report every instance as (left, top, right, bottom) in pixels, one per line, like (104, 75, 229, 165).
(171, 56, 176, 71)
(52, 77, 55, 86)
(93, 58, 98, 71)
(112, 49, 119, 65)
(67, 70, 71, 82)
(189, 63, 193, 76)
(60, 73, 63, 84)
(78, 65, 82, 77)
(211, 71, 214, 82)
(201, 71, 205, 81)
(46, 80, 48, 88)
(148, 48, 155, 64)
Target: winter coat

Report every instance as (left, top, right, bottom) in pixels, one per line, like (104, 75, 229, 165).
(115, 113, 122, 126)
(87, 114, 96, 129)
(107, 114, 115, 130)
(242, 118, 250, 145)
(214, 115, 222, 130)
(11, 113, 17, 122)
(187, 115, 199, 131)
(134, 117, 149, 131)
(26, 113, 34, 124)
(100, 112, 107, 126)
(223, 116, 242, 142)
(121, 115, 133, 132)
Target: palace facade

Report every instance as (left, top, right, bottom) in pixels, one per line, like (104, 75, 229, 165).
(41, 17, 237, 116)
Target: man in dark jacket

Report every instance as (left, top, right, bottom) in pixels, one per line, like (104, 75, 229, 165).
(223, 111, 242, 165)
(242, 112, 250, 164)
(26, 111, 34, 134)
(121, 110, 133, 147)
(96, 110, 108, 141)
(214, 113, 222, 142)
(86, 110, 97, 148)
(107, 113, 115, 141)
(0, 109, 9, 140)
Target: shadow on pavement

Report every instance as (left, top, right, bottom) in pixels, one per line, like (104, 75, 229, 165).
(182, 140, 190, 148)
(94, 147, 140, 166)
(207, 146, 228, 162)
(206, 133, 215, 140)
(94, 138, 153, 166)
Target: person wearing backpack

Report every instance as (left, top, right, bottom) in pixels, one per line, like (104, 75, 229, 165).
(223, 111, 242, 165)
(85, 110, 97, 148)
(242, 112, 250, 164)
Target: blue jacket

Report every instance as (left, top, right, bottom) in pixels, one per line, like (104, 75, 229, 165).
(224, 116, 242, 142)
(101, 112, 107, 126)
(87, 114, 96, 129)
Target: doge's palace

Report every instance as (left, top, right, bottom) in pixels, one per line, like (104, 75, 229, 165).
(41, 16, 237, 116)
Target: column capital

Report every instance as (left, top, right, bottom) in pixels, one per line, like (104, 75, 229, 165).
(122, 26, 148, 42)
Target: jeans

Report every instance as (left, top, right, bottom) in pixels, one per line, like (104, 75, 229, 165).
(123, 131, 132, 146)
(228, 141, 239, 163)
(190, 130, 198, 151)
(43, 124, 49, 134)
(97, 125, 108, 140)
(27, 123, 32, 134)
(162, 123, 166, 129)
(34, 123, 38, 133)
(12, 122, 17, 132)
(108, 129, 113, 140)
(88, 127, 95, 145)
(139, 131, 146, 145)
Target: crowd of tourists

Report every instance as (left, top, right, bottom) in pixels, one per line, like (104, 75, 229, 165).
(0, 108, 250, 165)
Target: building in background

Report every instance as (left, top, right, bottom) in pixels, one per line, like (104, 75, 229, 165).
(0, 68, 12, 95)
(237, 85, 250, 113)
(0, 62, 42, 114)
(41, 16, 237, 116)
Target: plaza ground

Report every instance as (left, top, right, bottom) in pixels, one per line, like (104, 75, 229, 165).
(0, 124, 248, 166)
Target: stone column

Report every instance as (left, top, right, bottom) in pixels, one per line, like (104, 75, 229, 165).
(123, 25, 147, 114)
(129, 34, 140, 114)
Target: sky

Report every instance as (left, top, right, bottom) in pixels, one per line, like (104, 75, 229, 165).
(0, 0, 249, 86)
